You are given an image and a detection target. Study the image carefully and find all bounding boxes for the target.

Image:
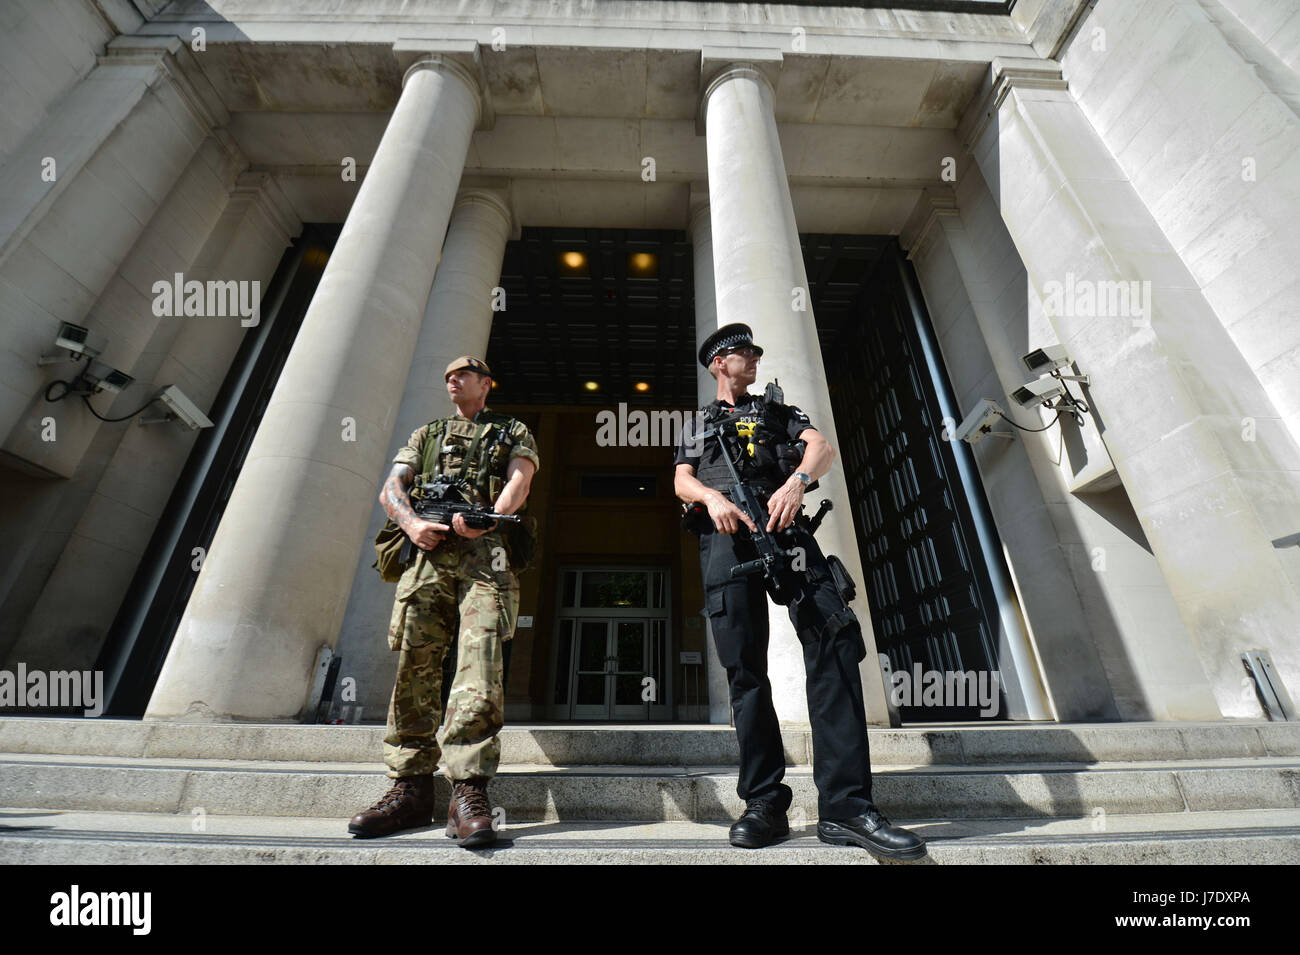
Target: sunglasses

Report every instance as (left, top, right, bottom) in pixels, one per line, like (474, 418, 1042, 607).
(722, 346, 761, 359)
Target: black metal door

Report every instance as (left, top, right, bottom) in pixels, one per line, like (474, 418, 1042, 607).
(826, 245, 1006, 721)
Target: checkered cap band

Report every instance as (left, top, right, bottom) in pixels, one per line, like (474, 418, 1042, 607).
(702, 331, 763, 366)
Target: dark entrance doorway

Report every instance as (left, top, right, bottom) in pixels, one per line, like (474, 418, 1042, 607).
(814, 239, 1010, 721)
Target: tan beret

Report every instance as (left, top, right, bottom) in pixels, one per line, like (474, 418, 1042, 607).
(443, 355, 492, 380)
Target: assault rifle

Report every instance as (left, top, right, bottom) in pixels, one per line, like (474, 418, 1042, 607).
(399, 478, 520, 563)
(691, 421, 833, 604)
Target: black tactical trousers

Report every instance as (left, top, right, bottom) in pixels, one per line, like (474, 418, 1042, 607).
(700, 516, 875, 820)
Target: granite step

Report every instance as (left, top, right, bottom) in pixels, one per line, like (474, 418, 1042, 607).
(2, 807, 1298, 865)
(2, 717, 1297, 766)
(3, 752, 1299, 822)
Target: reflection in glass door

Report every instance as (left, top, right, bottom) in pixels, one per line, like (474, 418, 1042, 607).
(550, 567, 671, 720)
(569, 619, 653, 719)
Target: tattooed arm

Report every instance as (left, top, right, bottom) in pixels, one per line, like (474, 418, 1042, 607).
(379, 463, 449, 550)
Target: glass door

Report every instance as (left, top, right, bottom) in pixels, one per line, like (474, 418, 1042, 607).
(610, 619, 649, 719)
(572, 619, 613, 719)
(550, 566, 672, 720)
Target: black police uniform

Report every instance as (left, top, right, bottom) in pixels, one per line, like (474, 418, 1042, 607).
(675, 392, 876, 820)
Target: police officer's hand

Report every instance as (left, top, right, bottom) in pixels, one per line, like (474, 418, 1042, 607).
(408, 518, 450, 550)
(766, 477, 805, 532)
(705, 492, 757, 535)
(451, 513, 497, 538)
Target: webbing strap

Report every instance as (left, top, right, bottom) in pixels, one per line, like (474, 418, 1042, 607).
(462, 415, 496, 476)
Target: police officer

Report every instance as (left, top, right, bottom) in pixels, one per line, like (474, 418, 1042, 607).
(349, 356, 539, 847)
(674, 323, 926, 860)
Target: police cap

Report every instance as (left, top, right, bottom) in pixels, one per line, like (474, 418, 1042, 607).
(698, 323, 764, 368)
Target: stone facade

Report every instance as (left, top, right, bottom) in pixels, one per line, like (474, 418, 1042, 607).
(0, 0, 1296, 726)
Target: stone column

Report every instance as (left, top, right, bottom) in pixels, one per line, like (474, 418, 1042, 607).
(8, 171, 299, 675)
(334, 185, 516, 719)
(701, 53, 891, 725)
(0, 35, 223, 446)
(903, 187, 1197, 721)
(2, 136, 248, 479)
(687, 187, 732, 725)
(146, 46, 487, 722)
(689, 185, 719, 403)
(960, 57, 1300, 716)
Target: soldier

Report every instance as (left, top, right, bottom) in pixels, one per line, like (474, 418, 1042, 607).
(349, 356, 539, 847)
(674, 323, 926, 860)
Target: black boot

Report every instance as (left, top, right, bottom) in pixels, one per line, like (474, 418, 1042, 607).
(818, 804, 926, 861)
(729, 798, 790, 849)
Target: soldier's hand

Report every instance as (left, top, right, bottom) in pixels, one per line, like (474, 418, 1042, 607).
(452, 513, 497, 538)
(766, 478, 805, 531)
(409, 518, 450, 550)
(705, 493, 757, 535)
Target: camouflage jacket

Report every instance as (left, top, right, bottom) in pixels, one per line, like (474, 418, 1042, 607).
(393, 409, 540, 596)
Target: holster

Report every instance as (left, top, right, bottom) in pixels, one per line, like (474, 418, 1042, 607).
(504, 515, 538, 574)
(370, 483, 429, 583)
(371, 519, 410, 583)
(826, 554, 857, 603)
(680, 502, 712, 536)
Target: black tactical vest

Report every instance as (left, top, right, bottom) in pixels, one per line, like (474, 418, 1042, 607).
(691, 396, 799, 494)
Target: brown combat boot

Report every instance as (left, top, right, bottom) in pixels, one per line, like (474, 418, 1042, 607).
(348, 775, 435, 838)
(446, 777, 496, 848)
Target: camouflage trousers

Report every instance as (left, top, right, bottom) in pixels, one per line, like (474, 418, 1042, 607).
(384, 535, 519, 781)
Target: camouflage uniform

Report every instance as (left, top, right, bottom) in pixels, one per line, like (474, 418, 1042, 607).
(383, 411, 539, 781)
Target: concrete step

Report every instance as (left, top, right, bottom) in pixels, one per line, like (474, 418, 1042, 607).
(3, 717, 1298, 766)
(4, 752, 1299, 821)
(2, 806, 1298, 864)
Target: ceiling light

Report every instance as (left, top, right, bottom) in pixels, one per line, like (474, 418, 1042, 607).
(628, 252, 657, 276)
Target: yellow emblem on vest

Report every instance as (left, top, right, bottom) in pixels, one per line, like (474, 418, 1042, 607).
(735, 420, 757, 457)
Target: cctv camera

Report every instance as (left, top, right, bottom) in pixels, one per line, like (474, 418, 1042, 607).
(39, 322, 106, 366)
(81, 360, 134, 395)
(955, 398, 1008, 444)
(1010, 377, 1066, 410)
(150, 384, 213, 430)
(1022, 344, 1071, 375)
(56, 322, 91, 354)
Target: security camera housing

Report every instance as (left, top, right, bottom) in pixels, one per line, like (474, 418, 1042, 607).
(82, 359, 133, 394)
(955, 398, 1006, 444)
(1010, 377, 1066, 409)
(40, 322, 105, 366)
(55, 322, 90, 354)
(1022, 344, 1071, 375)
(153, 384, 213, 430)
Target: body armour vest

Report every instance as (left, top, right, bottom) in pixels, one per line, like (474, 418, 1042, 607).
(691, 397, 805, 494)
(419, 411, 519, 506)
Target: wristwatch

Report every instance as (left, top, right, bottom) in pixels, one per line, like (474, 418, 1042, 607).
(793, 472, 811, 486)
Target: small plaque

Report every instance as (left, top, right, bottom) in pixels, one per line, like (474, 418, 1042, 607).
(517, 615, 534, 628)
(679, 651, 702, 665)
